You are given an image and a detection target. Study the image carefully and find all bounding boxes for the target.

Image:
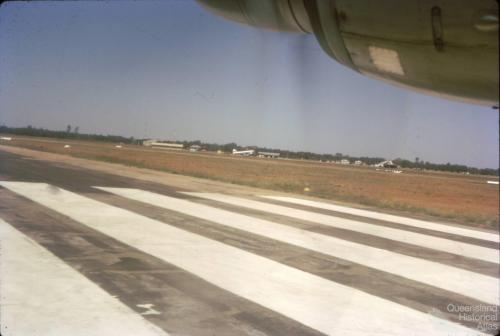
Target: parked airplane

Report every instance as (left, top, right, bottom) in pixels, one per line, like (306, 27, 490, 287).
(198, 0, 499, 107)
(232, 149, 255, 156)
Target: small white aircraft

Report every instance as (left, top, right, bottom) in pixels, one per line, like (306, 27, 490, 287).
(232, 149, 255, 156)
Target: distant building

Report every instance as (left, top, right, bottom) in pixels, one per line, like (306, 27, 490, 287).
(257, 151, 280, 159)
(340, 159, 350, 165)
(383, 162, 398, 169)
(354, 160, 363, 165)
(189, 145, 201, 152)
(143, 140, 183, 150)
(374, 160, 399, 169)
(374, 160, 391, 167)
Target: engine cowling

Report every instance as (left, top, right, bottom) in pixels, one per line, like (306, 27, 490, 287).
(197, 0, 312, 33)
(198, 0, 499, 107)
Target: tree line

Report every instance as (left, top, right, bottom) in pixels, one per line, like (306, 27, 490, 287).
(1, 125, 497, 176)
(392, 158, 498, 176)
(0, 125, 136, 144)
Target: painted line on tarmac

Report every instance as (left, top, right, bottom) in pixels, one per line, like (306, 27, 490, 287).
(262, 196, 499, 243)
(0, 218, 169, 336)
(0, 181, 487, 336)
(184, 193, 498, 265)
(98, 187, 497, 305)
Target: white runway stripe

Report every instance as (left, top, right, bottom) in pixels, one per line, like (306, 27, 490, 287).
(97, 187, 498, 305)
(0, 182, 486, 336)
(184, 193, 499, 264)
(262, 196, 499, 243)
(0, 219, 169, 336)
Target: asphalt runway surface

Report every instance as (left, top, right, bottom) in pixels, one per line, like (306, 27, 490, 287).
(0, 148, 498, 335)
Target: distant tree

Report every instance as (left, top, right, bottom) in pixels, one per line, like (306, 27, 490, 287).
(74, 126, 79, 134)
(415, 157, 420, 163)
(66, 125, 72, 133)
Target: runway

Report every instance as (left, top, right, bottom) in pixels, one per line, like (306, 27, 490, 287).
(0, 148, 498, 335)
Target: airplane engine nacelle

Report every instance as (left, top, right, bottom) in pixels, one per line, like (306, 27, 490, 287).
(198, 0, 499, 107)
(197, 0, 313, 33)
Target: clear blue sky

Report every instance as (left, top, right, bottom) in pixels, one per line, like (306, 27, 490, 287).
(0, 0, 498, 168)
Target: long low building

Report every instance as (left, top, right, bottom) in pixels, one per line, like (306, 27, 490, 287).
(143, 140, 184, 150)
(257, 152, 280, 158)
